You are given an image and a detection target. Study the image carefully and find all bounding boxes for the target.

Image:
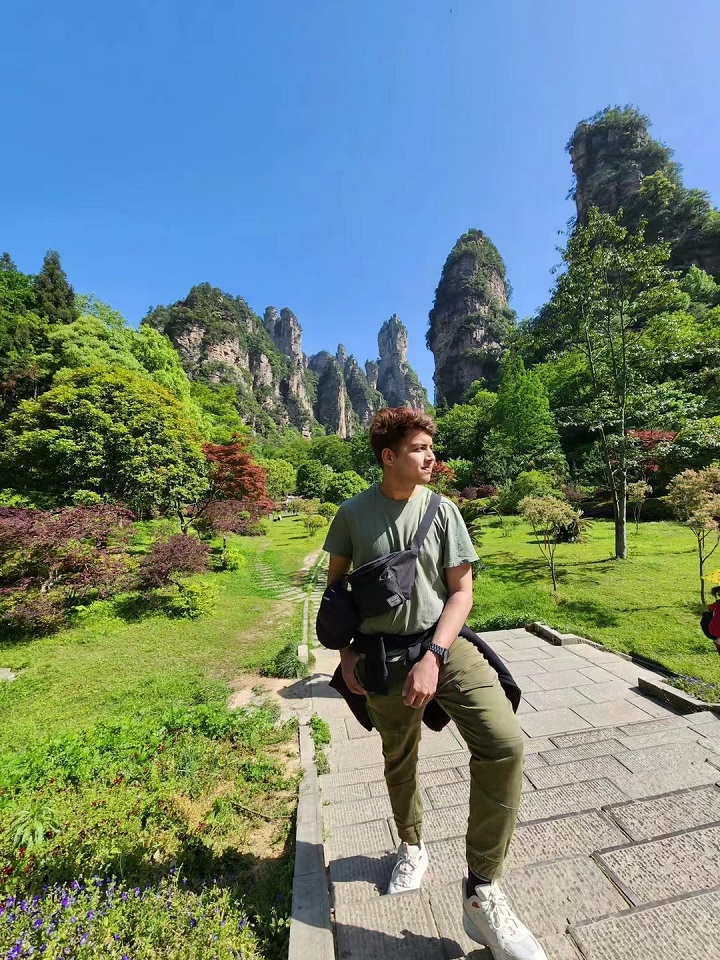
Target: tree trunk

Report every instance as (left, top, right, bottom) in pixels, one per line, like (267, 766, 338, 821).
(550, 554, 557, 592)
(614, 476, 628, 560)
(699, 540, 706, 605)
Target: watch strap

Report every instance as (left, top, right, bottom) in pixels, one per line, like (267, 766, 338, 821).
(428, 641, 449, 665)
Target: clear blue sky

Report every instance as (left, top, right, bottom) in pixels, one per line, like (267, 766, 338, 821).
(3, 0, 719, 394)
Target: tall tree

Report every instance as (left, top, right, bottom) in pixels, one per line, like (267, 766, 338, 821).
(483, 354, 563, 483)
(0, 252, 18, 272)
(552, 208, 681, 559)
(34, 250, 79, 325)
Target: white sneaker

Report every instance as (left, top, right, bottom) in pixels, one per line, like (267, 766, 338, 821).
(386, 841, 429, 894)
(463, 879, 548, 960)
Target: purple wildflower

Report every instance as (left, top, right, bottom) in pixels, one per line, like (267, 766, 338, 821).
(87, 910, 96, 920)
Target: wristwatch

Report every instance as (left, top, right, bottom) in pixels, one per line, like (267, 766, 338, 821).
(427, 641, 449, 666)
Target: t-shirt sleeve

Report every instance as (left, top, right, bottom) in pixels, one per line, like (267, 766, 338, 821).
(441, 499, 479, 568)
(323, 504, 353, 558)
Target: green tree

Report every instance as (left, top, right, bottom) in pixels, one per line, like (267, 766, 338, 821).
(435, 390, 496, 462)
(0, 366, 207, 513)
(551, 208, 681, 559)
(256, 457, 297, 500)
(627, 480, 652, 533)
(324, 470, 368, 505)
(34, 250, 79, 325)
(296, 460, 329, 500)
(666, 467, 720, 604)
(518, 495, 580, 592)
(308, 434, 353, 473)
(491, 353, 564, 477)
(0, 262, 50, 415)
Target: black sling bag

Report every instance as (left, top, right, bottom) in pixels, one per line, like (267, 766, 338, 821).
(315, 493, 442, 649)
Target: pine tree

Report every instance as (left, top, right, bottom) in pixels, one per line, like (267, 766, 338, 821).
(0, 252, 18, 272)
(34, 249, 78, 324)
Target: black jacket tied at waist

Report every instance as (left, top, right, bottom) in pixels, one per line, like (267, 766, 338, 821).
(328, 624, 521, 732)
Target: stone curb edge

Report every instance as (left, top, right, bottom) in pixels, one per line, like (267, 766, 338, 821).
(288, 688, 335, 960)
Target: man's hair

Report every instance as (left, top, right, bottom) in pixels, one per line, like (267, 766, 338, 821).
(369, 407, 436, 466)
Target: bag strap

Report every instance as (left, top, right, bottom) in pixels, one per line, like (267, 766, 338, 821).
(409, 492, 442, 557)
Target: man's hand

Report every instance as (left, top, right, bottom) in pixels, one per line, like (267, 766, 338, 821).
(340, 647, 366, 696)
(402, 652, 440, 709)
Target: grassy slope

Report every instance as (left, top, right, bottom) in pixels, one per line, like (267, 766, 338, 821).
(0, 516, 325, 751)
(472, 517, 720, 684)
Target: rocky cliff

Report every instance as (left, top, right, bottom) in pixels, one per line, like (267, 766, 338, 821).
(569, 106, 720, 275)
(143, 285, 316, 434)
(376, 315, 428, 410)
(144, 285, 431, 437)
(427, 230, 515, 406)
(314, 358, 357, 438)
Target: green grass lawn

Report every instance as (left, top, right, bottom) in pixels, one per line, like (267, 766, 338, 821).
(0, 515, 326, 960)
(471, 517, 720, 687)
(0, 515, 325, 750)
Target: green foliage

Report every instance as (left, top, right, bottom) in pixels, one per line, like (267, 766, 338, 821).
(303, 514, 327, 537)
(296, 460, 330, 500)
(256, 457, 297, 500)
(189, 381, 249, 443)
(0, 365, 208, 513)
(518, 495, 583, 591)
(0, 260, 50, 416)
(309, 434, 353, 472)
(445, 458, 473, 489)
(262, 642, 308, 679)
(167, 579, 219, 619)
(34, 249, 78, 325)
(435, 391, 496, 461)
(490, 353, 564, 480)
(0, 702, 298, 959)
(324, 470, 369, 505)
(497, 470, 560, 514)
(318, 502, 339, 520)
(309, 714, 331, 774)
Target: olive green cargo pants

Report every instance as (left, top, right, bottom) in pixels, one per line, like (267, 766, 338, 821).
(359, 634, 524, 881)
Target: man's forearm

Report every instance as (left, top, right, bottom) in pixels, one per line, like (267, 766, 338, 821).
(432, 590, 473, 650)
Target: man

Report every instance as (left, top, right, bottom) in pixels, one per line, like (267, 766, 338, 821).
(323, 407, 547, 960)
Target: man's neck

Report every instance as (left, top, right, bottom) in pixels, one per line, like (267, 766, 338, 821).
(380, 476, 424, 501)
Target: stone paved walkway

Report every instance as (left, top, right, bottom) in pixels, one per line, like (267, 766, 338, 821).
(308, 629, 720, 960)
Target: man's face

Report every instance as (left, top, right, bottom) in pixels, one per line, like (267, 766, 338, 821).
(384, 430, 436, 484)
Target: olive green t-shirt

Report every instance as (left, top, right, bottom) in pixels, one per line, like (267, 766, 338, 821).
(322, 484, 478, 636)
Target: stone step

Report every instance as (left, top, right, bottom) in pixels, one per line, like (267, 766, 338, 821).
(604, 784, 720, 842)
(570, 887, 720, 960)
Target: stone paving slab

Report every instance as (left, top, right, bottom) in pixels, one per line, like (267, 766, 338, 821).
(605, 785, 720, 841)
(596, 823, 720, 905)
(616, 715, 688, 737)
(329, 851, 395, 904)
(321, 782, 370, 805)
(328, 738, 384, 770)
(324, 795, 394, 828)
(570, 888, 720, 960)
(519, 708, 593, 738)
(533, 669, 596, 690)
(611, 740, 712, 773)
(419, 728, 466, 758)
(522, 687, 594, 712)
(570, 699, 655, 727)
(518, 779, 628, 822)
(502, 857, 629, 938)
(541, 739, 628, 765)
(309, 629, 720, 960)
(614, 725, 699, 751)
(325, 819, 394, 861)
(525, 754, 631, 791)
(422, 803, 470, 842)
(507, 811, 629, 869)
(427, 883, 490, 958)
(610, 759, 720, 799)
(550, 727, 622, 748)
(334, 890, 446, 960)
